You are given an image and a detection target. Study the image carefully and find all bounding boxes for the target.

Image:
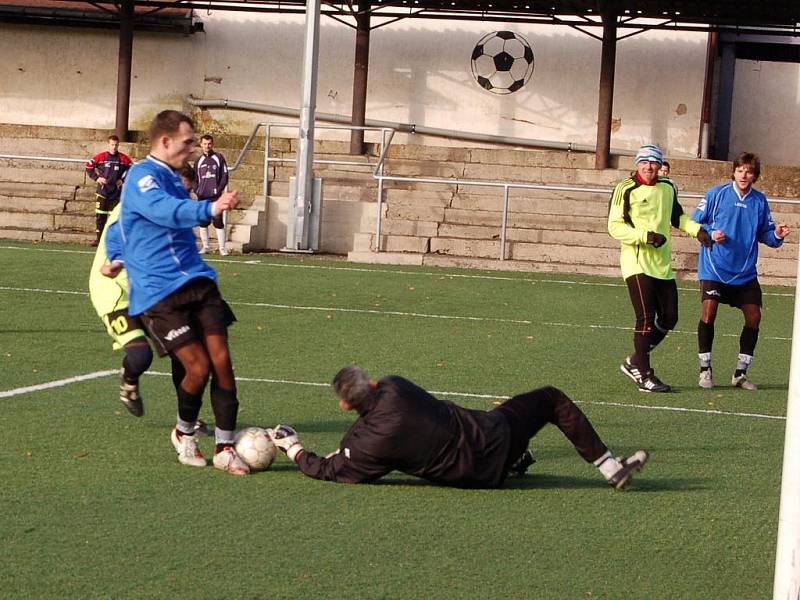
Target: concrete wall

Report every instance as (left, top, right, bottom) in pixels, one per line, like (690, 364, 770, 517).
(0, 14, 777, 160)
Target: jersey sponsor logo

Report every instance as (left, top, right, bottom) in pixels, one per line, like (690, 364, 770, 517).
(137, 175, 160, 193)
(735, 202, 747, 208)
(164, 325, 190, 341)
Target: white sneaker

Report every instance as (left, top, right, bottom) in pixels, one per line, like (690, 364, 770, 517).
(213, 446, 250, 475)
(199, 246, 210, 255)
(607, 450, 649, 490)
(698, 369, 713, 389)
(171, 428, 207, 467)
(732, 373, 757, 391)
(219, 246, 229, 256)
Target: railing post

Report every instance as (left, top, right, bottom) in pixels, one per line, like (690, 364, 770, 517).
(264, 124, 271, 197)
(500, 184, 510, 260)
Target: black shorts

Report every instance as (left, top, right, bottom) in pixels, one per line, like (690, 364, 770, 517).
(141, 278, 236, 357)
(700, 278, 762, 308)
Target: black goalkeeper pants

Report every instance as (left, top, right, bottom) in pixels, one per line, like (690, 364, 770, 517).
(493, 386, 608, 469)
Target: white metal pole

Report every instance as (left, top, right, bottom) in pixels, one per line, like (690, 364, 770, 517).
(773, 243, 800, 600)
(286, 0, 321, 250)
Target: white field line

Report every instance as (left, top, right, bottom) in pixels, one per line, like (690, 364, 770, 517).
(0, 284, 791, 341)
(0, 244, 793, 298)
(1, 369, 786, 422)
(0, 369, 118, 398)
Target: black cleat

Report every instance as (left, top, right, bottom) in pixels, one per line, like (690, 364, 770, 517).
(119, 381, 144, 417)
(508, 449, 536, 477)
(639, 371, 671, 393)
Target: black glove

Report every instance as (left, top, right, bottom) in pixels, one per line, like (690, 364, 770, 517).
(646, 232, 666, 248)
(696, 228, 713, 248)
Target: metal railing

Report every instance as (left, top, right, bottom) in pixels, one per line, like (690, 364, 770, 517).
(0, 154, 86, 164)
(371, 172, 800, 261)
(228, 121, 395, 202)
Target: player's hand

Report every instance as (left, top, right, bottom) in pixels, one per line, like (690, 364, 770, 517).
(97, 177, 108, 185)
(211, 191, 239, 216)
(776, 223, 791, 239)
(273, 424, 304, 462)
(646, 231, 666, 248)
(100, 261, 123, 278)
(712, 229, 726, 244)
(696, 228, 713, 248)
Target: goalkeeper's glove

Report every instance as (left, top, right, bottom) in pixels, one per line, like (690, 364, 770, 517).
(696, 228, 713, 248)
(646, 231, 667, 248)
(273, 424, 304, 462)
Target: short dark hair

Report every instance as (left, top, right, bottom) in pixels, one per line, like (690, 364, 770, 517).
(180, 165, 196, 182)
(332, 365, 375, 408)
(107, 134, 120, 142)
(732, 152, 761, 182)
(201, 134, 214, 142)
(148, 110, 194, 146)
(661, 160, 670, 169)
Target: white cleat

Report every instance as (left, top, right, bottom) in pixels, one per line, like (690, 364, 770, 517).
(698, 369, 713, 389)
(213, 446, 250, 475)
(608, 450, 649, 490)
(199, 246, 210, 255)
(732, 373, 757, 391)
(219, 246, 230, 256)
(171, 428, 207, 467)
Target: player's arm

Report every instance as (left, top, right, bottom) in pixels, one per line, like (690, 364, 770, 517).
(670, 189, 712, 246)
(85, 153, 103, 181)
(218, 154, 229, 191)
(607, 182, 647, 245)
(128, 173, 226, 229)
(758, 202, 787, 247)
(272, 424, 391, 483)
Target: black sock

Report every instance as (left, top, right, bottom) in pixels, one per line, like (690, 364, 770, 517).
(698, 320, 715, 354)
(740, 327, 759, 357)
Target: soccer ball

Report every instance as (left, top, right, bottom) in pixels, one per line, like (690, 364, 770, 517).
(234, 427, 277, 471)
(470, 31, 535, 95)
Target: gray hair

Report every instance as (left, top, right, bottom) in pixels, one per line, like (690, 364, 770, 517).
(332, 365, 375, 408)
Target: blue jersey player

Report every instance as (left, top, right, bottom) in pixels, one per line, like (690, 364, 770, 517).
(692, 152, 790, 390)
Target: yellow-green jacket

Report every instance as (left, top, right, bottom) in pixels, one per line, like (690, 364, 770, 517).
(608, 176, 701, 280)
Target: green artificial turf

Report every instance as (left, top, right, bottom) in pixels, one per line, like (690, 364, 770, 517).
(0, 242, 794, 599)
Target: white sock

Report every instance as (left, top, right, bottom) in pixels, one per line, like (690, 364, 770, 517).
(215, 226, 227, 249)
(215, 428, 235, 446)
(200, 227, 210, 249)
(176, 415, 197, 436)
(699, 352, 712, 369)
(737, 353, 753, 372)
(594, 450, 622, 480)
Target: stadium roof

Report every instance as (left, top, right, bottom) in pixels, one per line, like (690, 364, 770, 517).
(0, 0, 798, 37)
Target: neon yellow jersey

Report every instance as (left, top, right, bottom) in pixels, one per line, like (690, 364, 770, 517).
(88, 205, 142, 350)
(607, 176, 701, 280)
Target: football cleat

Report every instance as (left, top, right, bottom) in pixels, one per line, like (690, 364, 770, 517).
(608, 450, 649, 490)
(508, 449, 536, 478)
(732, 373, 757, 391)
(620, 357, 643, 385)
(698, 368, 713, 389)
(194, 420, 212, 437)
(119, 381, 144, 417)
(171, 428, 207, 467)
(199, 246, 210, 255)
(219, 246, 230, 256)
(213, 446, 250, 475)
(639, 371, 671, 393)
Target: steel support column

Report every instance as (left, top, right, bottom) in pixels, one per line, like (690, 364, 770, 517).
(115, 0, 134, 142)
(349, 2, 371, 155)
(595, 9, 617, 170)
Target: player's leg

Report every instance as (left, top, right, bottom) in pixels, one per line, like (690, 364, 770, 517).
(193, 281, 248, 474)
(212, 212, 228, 256)
(168, 341, 212, 467)
(93, 194, 108, 246)
(650, 277, 679, 351)
(494, 387, 648, 489)
(621, 274, 670, 391)
(119, 337, 152, 417)
(733, 301, 761, 390)
(698, 285, 720, 388)
(199, 226, 211, 253)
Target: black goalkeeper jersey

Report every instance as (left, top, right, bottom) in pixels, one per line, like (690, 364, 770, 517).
(296, 376, 512, 488)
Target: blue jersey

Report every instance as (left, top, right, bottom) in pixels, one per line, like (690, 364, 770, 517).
(693, 182, 783, 285)
(119, 155, 216, 315)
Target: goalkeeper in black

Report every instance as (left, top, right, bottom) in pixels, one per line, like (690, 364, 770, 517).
(270, 366, 649, 490)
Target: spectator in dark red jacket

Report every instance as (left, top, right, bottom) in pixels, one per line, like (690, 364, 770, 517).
(271, 366, 649, 490)
(85, 135, 132, 246)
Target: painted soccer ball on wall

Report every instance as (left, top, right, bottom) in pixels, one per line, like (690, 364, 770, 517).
(470, 31, 535, 95)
